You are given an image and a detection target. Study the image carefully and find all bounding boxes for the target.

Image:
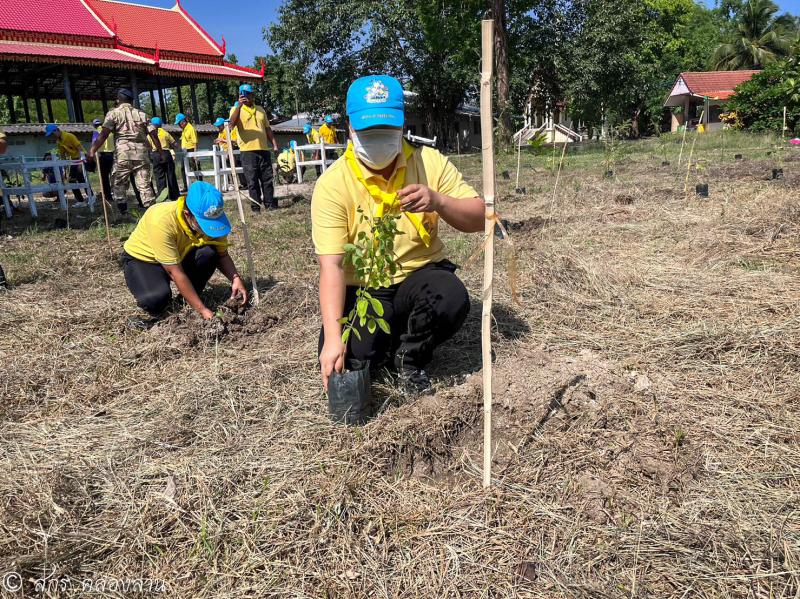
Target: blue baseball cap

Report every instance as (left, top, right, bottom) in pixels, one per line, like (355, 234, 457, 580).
(346, 75, 404, 131)
(303, 123, 312, 134)
(185, 181, 231, 238)
(44, 124, 59, 137)
(239, 84, 254, 95)
(151, 116, 162, 126)
(290, 140, 297, 149)
(324, 115, 333, 124)
(92, 118, 102, 126)
(214, 117, 225, 127)
(174, 113, 186, 125)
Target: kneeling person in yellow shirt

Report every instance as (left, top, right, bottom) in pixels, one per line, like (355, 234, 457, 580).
(312, 75, 485, 396)
(44, 123, 90, 205)
(122, 181, 247, 325)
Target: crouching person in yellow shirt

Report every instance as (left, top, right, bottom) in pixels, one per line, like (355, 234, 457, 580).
(122, 181, 247, 328)
(312, 75, 485, 395)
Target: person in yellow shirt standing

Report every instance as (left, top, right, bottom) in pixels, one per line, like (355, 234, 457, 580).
(44, 123, 91, 205)
(312, 75, 485, 398)
(175, 113, 201, 190)
(319, 115, 338, 144)
(302, 123, 322, 177)
(229, 83, 279, 212)
(121, 181, 247, 328)
(149, 117, 180, 200)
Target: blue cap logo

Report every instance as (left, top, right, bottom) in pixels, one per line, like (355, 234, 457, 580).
(364, 80, 389, 104)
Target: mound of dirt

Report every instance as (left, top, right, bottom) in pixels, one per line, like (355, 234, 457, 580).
(365, 347, 700, 520)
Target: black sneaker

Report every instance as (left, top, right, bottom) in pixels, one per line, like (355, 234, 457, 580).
(251, 203, 262, 213)
(399, 369, 433, 396)
(267, 203, 279, 211)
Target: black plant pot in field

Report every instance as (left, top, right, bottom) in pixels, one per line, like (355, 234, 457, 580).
(695, 183, 709, 198)
(603, 170, 614, 178)
(735, 154, 743, 160)
(501, 170, 510, 180)
(662, 161, 670, 166)
(328, 360, 371, 425)
(515, 187, 526, 194)
(772, 168, 784, 180)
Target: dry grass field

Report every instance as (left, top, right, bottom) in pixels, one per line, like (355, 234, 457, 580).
(1, 131, 799, 597)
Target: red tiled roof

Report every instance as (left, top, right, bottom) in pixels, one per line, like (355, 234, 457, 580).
(0, 39, 153, 65)
(86, 0, 223, 57)
(679, 70, 760, 98)
(0, 0, 114, 39)
(159, 59, 261, 79)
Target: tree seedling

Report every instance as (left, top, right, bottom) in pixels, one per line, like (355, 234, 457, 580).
(340, 207, 400, 344)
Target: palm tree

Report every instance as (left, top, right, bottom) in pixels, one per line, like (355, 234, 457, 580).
(712, 0, 794, 70)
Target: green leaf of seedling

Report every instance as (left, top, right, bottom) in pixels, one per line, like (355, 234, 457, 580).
(357, 298, 368, 319)
(377, 318, 390, 334)
(343, 243, 358, 253)
(341, 328, 351, 343)
(351, 327, 362, 340)
(369, 298, 384, 316)
(367, 320, 377, 334)
(337, 316, 349, 325)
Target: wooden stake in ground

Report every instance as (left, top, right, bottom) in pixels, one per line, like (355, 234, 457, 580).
(514, 132, 522, 191)
(480, 18, 496, 489)
(95, 156, 114, 258)
(677, 121, 688, 167)
(683, 132, 698, 196)
(224, 123, 260, 306)
(783, 106, 787, 140)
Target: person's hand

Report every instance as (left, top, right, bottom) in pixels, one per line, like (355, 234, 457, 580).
(272, 144, 279, 153)
(239, 95, 248, 106)
(319, 337, 346, 392)
(200, 307, 215, 320)
(87, 148, 96, 160)
(230, 274, 248, 305)
(397, 184, 441, 213)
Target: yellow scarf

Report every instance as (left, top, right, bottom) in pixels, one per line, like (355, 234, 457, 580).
(175, 197, 228, 260)
(344, 140, 431, 246)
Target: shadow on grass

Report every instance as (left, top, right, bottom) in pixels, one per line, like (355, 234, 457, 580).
(431, 298, 530, 379)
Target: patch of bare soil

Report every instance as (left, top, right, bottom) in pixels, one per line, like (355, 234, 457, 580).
(367, 348, 699, 520)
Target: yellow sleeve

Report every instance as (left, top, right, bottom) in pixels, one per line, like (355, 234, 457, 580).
(311, 176, 349, 255)
(148, 216, 182, 265)
(187, 126, 197, 147)
(214, 236, 230, 255)
(428, 148, 478, 199)
(312, 130, 320, 143)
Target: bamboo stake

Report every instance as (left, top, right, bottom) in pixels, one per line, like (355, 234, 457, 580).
(677, 121, 688, 167)
(224, 123, 260, 306)
(480, 18, 495, 489)
(94, 156, 114, 257)
(514, 132, 522, 190)
(683, 132, 698, 196)
(783, 106, 787, 140)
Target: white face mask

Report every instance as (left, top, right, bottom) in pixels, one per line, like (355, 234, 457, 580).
(351, 128, 403, 169)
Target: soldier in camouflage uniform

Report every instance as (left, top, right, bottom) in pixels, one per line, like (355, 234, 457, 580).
(88, 88, 163, 213)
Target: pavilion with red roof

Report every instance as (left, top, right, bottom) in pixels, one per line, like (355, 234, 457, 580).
(0, 0, 262, 124)
(664, 70, 760, 132)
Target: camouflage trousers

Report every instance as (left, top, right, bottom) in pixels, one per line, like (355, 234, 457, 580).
(112, 158, 155, 207)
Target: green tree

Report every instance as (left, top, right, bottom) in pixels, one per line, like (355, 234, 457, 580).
(265, 0, 483, 145)
(712, 0, 793, 69)
(726, 57, 800, 132)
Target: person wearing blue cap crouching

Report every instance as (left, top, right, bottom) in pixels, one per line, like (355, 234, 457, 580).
(121, 181, 248, 327)
(312, 75, 486, 396)
(229, 83, 279, 211)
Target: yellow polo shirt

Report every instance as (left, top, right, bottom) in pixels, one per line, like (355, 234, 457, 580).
(124, 199, 230, 265)
(311, 143, 478, 286)
(180, 122, 197, 150)
(56, 131, 84, 160)
(96, 127, 115, 153)
(230, 104, 270, 151)
(306, 128, 321, 145)
(149, 128, 175, 151)
(319, 123, 337, 144)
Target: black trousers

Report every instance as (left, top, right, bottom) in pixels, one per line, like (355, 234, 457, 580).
(151, 152, 180, 200)
(121, 246, 218, 316)
(67, 165, 85, 202)
(319, 261, 470, 371)
(99, 152, 142, 205)
(240, 150, 275, 208)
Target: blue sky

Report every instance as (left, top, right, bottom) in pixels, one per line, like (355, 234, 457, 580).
(143, 0, 799, 66)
